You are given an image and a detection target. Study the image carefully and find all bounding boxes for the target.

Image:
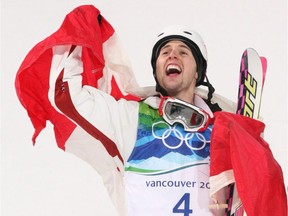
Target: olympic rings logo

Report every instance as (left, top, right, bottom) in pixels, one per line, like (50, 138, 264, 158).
(152, 121, 211, 150)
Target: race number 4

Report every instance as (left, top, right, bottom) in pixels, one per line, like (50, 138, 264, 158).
(173, 193, 193, 215)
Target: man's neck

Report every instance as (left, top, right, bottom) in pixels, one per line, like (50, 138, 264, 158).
(171, 93, 195, 105)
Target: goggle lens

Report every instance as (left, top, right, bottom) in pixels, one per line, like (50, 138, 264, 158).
(165, 101, 205, 130)
(159, 97, 211, 132)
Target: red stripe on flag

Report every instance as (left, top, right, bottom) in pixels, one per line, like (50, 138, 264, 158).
(15, 49, 76, 150)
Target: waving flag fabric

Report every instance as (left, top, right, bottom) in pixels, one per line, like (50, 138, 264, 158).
(210, 112, 287, 216)
(15, 5, 147, 150)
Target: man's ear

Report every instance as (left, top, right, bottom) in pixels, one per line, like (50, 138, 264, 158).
(195, 72, 199, 80)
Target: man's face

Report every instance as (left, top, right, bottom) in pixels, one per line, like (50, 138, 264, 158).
(155, 40, 198, 100)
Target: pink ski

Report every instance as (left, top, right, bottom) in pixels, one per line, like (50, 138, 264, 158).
(226, 48, 267, 216)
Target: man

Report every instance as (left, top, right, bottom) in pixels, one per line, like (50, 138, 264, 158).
(124, 26, 223, 215)
(48, 25, 228, 215)
(15, 5, 287, 216)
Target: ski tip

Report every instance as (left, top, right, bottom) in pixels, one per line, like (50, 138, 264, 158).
(244, 48, 267, 84)
(260, 57, 267, 72)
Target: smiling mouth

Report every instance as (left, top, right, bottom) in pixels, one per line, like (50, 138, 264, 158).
(166, 64, 182, 76)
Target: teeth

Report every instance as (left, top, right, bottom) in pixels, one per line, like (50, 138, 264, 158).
(167, 65, 181, 72)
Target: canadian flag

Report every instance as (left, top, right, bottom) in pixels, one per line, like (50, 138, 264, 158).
(15, 5, 148, 150)
(14, 7, 151, 213)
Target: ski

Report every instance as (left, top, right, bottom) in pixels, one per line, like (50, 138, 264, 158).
(226, 48, 267, 216)
(237, 48, 267, 118)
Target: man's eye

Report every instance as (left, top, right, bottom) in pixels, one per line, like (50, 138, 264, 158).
(180, 51, 188, 55)
(160, 50, 169, 55)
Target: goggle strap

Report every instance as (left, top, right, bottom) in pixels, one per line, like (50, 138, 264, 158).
(158, 96, 169, 116)
(198, 109, 212, 132)
(201, 75, 215, 102)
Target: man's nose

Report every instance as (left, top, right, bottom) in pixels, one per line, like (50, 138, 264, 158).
(169, 49, 178, 58)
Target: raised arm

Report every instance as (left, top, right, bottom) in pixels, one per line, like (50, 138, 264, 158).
(49, 44, 139, 169)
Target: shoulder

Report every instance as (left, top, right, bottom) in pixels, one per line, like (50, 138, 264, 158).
(195, 88, 236, 113)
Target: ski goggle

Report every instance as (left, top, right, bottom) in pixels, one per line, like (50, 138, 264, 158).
(159, 97, 211, 132)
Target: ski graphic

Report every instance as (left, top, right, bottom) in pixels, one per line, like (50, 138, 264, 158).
(226, 48, 267, 216)
(237, 48, 267, 118)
